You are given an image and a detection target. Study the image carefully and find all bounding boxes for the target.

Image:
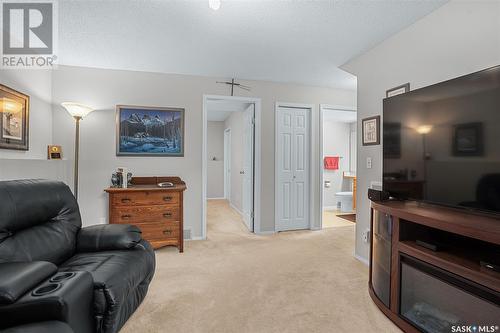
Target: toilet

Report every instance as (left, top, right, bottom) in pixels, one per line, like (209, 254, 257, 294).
(336, 191, 353, 212)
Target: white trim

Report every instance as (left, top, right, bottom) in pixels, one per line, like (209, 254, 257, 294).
(186, 236, 205, 241)
(202, 95, 262, 240)
(322, 205, 338, 211)
(224, 128, 231, 200)
(255, 230, 276, 235)
(230, 202, 244, 217)
(320, 104, 357, 112)
(318, 104, 357, 231)
(274, 102, 315, 232)
(355, 253, 369, 266)
(207, 197, 226, 200)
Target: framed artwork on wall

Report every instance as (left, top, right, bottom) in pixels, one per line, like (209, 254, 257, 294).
(0, 84, 30, 151)
(452, 122, 483, 156)
(386, 83, 410, 98)
(362, 115, 380, 146)
(116, 105, 185, 156)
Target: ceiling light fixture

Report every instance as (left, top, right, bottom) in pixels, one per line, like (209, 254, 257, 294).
(209, 0, 221, 11)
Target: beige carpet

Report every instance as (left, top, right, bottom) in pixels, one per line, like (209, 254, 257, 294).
(121, 200, 400, 333)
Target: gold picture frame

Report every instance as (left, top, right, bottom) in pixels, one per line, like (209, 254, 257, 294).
(0, 84, 30, 151)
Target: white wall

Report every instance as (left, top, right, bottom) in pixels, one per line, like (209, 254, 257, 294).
(342, 0, 500, 261)
(0, 69, 70, 181)
(207, 121, 225, 198)
(322, 120, 352, 208)
(349, 122, 357, 172)
(224, 111, 245, 212)
(51, 65, 356, 234)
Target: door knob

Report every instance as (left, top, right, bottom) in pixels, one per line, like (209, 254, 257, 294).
(240, 171, 245, 174)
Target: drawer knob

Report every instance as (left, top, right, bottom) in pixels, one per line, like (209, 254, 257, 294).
(163, 229, 173, 235)
(163, 196, 173, 202)
(163, 212, 173, 218)
(122, 214, 132, 219)
(121, 198, 131, 203)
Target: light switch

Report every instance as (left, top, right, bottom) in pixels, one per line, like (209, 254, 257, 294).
(366, 157, 372, 169)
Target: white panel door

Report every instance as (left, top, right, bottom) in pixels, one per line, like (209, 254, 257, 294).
(276, 106, 310, 231)
(242, 105, 254, 231)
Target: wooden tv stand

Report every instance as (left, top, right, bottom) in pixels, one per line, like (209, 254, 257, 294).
(369, 200, 500, 333)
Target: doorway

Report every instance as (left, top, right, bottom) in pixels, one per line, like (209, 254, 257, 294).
(319, 104, 357, 229)
(275, 103, 313, 232)
(202, 95, 262, 239)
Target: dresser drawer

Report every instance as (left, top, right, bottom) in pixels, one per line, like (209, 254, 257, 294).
(111, 205, 180, 224)
(137, 221, 180, 241)
(111, 191, 180, 206)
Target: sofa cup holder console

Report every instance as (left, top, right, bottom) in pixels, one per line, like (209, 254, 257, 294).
(32, 283, 62, 297)
(50, 272, 76, 282)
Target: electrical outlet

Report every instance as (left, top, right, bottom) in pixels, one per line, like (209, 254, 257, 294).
(366, 157, 372, 169)
(362, 229, 370, 243)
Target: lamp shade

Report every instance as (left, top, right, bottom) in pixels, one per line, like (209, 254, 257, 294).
(61, 102, 94, 118)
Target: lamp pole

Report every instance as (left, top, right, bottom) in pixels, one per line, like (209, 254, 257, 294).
(74, 116, 82, 200)
(61, 102, 94, 201)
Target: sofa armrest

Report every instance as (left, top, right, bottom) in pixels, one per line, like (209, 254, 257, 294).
(0, 271, 94, 332)
(76, 224, 142, 252)
(0, 262, 57, 305)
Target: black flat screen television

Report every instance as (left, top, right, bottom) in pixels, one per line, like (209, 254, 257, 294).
(383, 65, 500, 216)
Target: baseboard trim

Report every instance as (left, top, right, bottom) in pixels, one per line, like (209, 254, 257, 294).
(255, 230, 276, 235)
(187, 236, 205, 241)
(323, 205, 337, 211)
(354, 254, 369, 266)
(229, 202, 244, 216)
(207, 197, 226, 200)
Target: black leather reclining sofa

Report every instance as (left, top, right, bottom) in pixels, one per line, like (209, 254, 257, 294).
(0, 180, 156, 333)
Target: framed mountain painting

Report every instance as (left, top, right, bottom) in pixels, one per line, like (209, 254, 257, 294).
(116, 105, 185, 156)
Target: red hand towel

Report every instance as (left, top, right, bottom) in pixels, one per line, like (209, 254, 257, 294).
(324, 156, 339, 170)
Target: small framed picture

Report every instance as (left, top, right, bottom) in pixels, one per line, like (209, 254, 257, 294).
(452, 122, 483, 156)
(362, 116, 380, 146)
(386, 83, 410, 98)
(0, 84, 30, 151)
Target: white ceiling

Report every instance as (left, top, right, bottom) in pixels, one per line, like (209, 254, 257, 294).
(206, 99, 252, 121)
(58, 0, 447, 90)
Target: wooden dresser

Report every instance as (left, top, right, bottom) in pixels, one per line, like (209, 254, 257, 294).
(105, 176, 186, 252)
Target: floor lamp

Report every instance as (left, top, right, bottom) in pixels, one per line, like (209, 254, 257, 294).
(61, 102, 95, 200)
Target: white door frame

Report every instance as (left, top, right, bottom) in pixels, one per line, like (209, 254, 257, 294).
(224, 128, 231, 200)
(319, 104, 357, 230)
(274, 102, 314, 232)
(202, 95, 262, 239)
